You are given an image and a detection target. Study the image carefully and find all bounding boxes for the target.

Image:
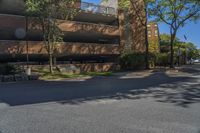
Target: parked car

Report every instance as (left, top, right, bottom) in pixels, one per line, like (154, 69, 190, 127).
(194, 59, 200, 63)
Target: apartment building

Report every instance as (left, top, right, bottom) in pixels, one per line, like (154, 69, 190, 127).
(147, 22, 160, 53)
(0, 0, 146, 71)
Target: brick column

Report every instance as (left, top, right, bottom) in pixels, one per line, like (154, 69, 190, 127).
(130, 0, 146, 53)
(118, 9, 125, 53)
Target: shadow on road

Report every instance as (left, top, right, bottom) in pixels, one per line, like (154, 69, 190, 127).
(0, 66, 200, 108)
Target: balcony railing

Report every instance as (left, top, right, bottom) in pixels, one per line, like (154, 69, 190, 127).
(80, 2, 117, 16)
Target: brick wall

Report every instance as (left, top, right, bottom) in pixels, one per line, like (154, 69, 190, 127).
(147, 22, 160, 53)
(0, 41, 120, 55)
(130, 0, 146, 52)
(0, 14, 120, 40)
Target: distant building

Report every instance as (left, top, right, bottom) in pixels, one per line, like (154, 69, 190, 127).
(147, 22, 160, 53)
(100, 0, 118, 10)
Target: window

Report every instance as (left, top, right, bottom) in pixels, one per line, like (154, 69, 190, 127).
(155, 30, 158, 36)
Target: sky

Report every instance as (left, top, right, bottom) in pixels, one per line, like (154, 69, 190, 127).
(83, 0, 200, 48)
(159, 22, 200, 48)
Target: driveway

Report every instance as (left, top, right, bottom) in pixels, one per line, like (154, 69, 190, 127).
(0, 64, 200, 133)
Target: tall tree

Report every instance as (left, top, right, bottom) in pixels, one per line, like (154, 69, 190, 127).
(25, 0, 77, 73)
(149, 0, 200, 68)
(159, 33, 199, 64)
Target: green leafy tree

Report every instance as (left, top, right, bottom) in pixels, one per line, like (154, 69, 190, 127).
(160, 33, 199, 64)
(25, 0, 77, 73)
(180, 42, 200, 60)
(149, 0, 200, 68)
(160, 34, 179, 53)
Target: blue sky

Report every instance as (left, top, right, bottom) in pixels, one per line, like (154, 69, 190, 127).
(83, 0, 200, 48)
(83, 0, 100, 4)
(159, 21, 200, 48)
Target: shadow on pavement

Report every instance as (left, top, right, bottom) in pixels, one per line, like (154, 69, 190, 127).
(0, 66, 199, 108)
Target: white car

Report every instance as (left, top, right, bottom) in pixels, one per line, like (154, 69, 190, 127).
(194, 59, 200, 63)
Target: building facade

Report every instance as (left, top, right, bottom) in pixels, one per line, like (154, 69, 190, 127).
(0, 0, 146, 70)
(147, 22, 160, 53)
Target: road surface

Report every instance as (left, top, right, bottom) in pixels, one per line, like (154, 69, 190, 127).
(0, 64, 200, 133)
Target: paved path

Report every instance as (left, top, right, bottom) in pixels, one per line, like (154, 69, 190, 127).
(0, 64, 200, 133)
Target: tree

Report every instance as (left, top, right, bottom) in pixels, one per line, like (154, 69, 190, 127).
(159, 33, 179, 53)
(25, 0, 77, 73)
(149, 0, 200, 68)
(182, 42, 200, 60)
(159, 33, 199, 64)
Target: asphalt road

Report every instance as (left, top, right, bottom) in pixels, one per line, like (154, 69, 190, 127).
(0, 64, 200, 133)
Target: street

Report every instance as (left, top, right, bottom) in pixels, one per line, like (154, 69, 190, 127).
(0, 64, 200, 133)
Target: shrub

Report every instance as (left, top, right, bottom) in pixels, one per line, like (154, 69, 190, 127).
(119, 50, 182, 70)
(0, 64, 20, 75)
(120, 51, 146, 70)
(154, 53, 170, 66)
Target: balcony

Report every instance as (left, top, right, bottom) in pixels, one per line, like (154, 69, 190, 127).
(0, 0, 118, 24)
(80, 2, 117, 16)
(0, 14, 120, 42)
(0, 0, 117, 16)
(0, 40, 120, 61)
(58, 20, 119, 36)
(73, 2, 118, 24)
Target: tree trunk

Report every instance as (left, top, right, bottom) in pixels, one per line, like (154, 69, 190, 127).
(53, 57, 57, 67)
(170, 33, 176, 68)
(144, 5, 149, 70)
(48, 41, 54, 74)
(170, 42, 174, 68)
(145, 23, 149, 70)
(49, 53, 53, 74)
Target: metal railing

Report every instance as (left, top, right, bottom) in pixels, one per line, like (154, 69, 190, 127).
(80, 2, 117, 16)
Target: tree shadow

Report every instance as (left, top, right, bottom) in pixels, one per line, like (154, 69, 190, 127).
(179, 65, 200, 75)
(0, 69, 199, 108)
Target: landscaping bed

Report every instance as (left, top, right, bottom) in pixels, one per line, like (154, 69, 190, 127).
(0, 63, 39, 82)
(32, 67, 113, 80)
(0, 74, 39, 82)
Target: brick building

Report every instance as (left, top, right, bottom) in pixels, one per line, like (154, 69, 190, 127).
(147, 22, 160, 53)
(0, 0, 147, 71)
